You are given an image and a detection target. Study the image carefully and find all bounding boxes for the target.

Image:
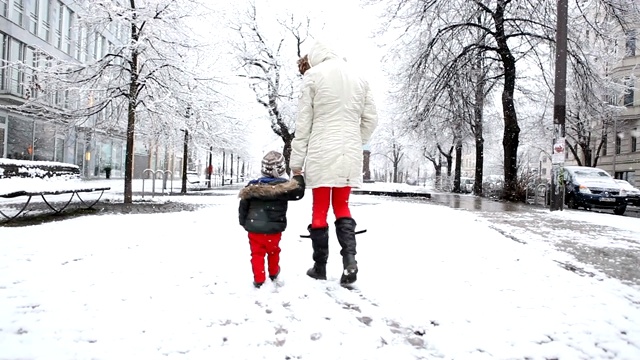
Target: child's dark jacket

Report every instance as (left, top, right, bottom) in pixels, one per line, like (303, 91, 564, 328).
(238, 175, 305, 234)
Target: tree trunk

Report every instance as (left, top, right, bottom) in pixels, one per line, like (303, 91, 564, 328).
(453, 139, 463, 192)
(282, 135, 292, 175)
(494, 4, 520, 201)
(473, 43, 485, 196)
(445, 153, 453, 177)
(124, 0, 139, 204)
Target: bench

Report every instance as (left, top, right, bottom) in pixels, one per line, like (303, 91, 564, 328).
(0, 159, 111, 222)
(186, 171, 211, 189)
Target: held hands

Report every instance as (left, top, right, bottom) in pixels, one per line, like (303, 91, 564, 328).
(297, 55, 310, 75)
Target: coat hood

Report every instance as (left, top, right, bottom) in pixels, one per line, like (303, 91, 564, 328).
(307, 41, 340, 67)
(238, 179, 300, 200)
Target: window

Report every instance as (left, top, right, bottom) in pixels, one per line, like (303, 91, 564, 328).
(89, 33, 108, 59)
(602, 134, 608, 156)
(37, 0, 49, 41)
(626, 30, 636, 57)
(615, 133, 622, 155)
(23, 45, 34, 98)
(54, 135, 64, 162)
(0, 0, 7, 18)
(8, 38, 24, 96)
(633, 128, 638, 153)
(75, 25, 87, 61)
(26, 0, 37, 34)
(62, 6, 72, 54)
(624, 78, 635, 107)
(9, 0, 23, 26)
(0, 116, 6, 158)
(90, 32, 100, 60)
(51, 0, 61, 49)
(0, 33, 6, 91)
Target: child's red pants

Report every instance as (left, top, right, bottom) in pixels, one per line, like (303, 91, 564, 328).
(248, 232, 282, 283)
(311, 186, 352, 228)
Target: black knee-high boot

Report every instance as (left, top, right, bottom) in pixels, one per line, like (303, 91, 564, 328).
(306, 225, 329, 280)
(335, 217, 358, 284)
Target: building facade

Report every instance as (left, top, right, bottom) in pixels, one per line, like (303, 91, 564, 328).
(0, 0, 136, 178)
(565, 25, 640, 187)
(599, 36, 640, 185)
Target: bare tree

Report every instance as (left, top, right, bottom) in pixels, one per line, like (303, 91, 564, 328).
(3, 0, 231, 203)
(370, 122, 406, 183)
(376, 0, 637, 201)
(422, 146, 444, 188)
(231, 2, 310, 172)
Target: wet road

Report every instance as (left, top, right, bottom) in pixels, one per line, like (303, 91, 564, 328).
(426, 193, 640, 287)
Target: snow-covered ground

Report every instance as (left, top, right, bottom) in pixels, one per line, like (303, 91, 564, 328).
(1, 178, 639, 359)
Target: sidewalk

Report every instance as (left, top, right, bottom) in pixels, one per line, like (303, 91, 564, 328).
(1, 180, 639, 358)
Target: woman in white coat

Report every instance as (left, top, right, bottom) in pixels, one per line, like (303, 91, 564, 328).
(290, 41, 378, 285)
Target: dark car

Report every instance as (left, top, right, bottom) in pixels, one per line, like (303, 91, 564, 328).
(615, 179, 640, 207)
(563, 166, 627, 215)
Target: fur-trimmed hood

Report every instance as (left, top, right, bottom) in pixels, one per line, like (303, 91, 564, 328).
(238, 179, 300, 200)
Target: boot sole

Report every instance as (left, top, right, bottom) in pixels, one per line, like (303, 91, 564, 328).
(306, 268, 327, 280)
(309, 276, 327, 280)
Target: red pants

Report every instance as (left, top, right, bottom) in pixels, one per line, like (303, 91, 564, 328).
(248, 232, 282, 283)
(311, 187, 352, 228)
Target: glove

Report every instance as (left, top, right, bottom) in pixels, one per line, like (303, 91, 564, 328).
(298, 55, 310, 75)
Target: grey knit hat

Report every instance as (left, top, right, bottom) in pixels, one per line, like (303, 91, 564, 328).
(261, 151, 286, 178)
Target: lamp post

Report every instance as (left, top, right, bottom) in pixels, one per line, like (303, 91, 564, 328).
(181, 105, 191, 194)
(207, 146, 213, 189)
(550, 0, 568, 212)
(180, 129, 188, 194)
(613, 117, 618, 177)
(222, 150, 226, 186)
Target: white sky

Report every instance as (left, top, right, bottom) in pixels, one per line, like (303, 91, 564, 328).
(1, 176, 640, 359)
(201, 0, 391, 168)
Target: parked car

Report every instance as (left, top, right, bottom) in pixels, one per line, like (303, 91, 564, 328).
(614, 179, 640, 207)
(460, 177, 474, 193)
(562, 166, 627, 215)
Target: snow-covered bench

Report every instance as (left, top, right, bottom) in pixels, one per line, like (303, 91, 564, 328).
(186, 171, 211, 189)
(0, 159, 111, 222)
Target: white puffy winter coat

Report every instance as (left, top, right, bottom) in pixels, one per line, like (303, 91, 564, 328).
(290, 42, 378, 189)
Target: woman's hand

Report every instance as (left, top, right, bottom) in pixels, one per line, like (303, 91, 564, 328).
(292, 169, 303, 176)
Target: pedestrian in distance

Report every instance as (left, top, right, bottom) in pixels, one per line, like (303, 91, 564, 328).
(238, 151, 306, 288)
(291, 40, 378, 285)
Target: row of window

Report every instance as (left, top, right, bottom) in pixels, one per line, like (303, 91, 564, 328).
(0, 113, 124, 176)
(605, 129, 639, 156)
(1, 31, 125, 123)
(586, 27, 636, 58)
(1, 0, 127, 63)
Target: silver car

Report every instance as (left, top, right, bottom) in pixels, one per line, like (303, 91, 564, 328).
(615, 179, 640, 207)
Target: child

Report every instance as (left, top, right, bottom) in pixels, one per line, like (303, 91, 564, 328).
(238, 151, 305, 288)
